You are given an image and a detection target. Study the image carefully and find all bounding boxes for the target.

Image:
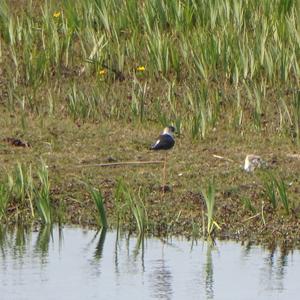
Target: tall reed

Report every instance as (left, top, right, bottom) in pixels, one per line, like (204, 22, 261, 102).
(0, 183, 9, 220)
(263, 173, 277, 210)
(35, 161, 52, 224)
(292, 91, 300, 145)
(1, 0, 299, 141)
(262, 172, 290, 215)
(202, 181, 220, 236)
(89, 187, 108, 229)
(114, 179, 148, 234)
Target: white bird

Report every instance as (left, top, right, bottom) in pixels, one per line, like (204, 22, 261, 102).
(244, 154, 265, 172)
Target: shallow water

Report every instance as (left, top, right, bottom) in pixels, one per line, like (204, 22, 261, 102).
(0, 226, 299, 300)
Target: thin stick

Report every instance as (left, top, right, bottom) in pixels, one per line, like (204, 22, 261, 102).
(242, 213, 260, 222)
(212, 154, 236, 163)
(76, 161, 163, 168)
(287, 154, 300, 159)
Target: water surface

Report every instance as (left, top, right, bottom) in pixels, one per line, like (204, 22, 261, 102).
(0, 226, 299, 300)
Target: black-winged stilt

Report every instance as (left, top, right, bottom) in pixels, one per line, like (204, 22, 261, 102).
(150, 126, 175, 192)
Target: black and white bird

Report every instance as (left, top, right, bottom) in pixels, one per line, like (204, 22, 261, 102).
(150, 126, 175, 150)
(150, 126, 176, 193)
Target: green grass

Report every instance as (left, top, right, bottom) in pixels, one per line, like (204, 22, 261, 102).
(292, 91, 300, 145)
(202, 181, 220, 237)
(0, 183, 9, 220)
(276, 177, 290, 215)
(0, 0, 299, 246)
(263, 173, 278, 210)
(262, 172, 290, 215)
(1, 161, 52, 223)
(8, 162, 26, 204)
(89, 187, 108, 229)
(0, 0, 299, 141)
(114, 179, 148, 234)
(127, 187, 148, 235)
(35, 161, 52, 224)
(240, 196, 256, 214)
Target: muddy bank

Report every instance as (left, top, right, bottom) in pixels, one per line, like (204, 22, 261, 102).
(1, 113, 300, 249)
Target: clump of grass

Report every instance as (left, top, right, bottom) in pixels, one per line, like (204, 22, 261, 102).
(202, 181, 221, 237)
(262, 172, 290, 215)
(263, 173, 277, 210)
(8, 162, 26, 204)
(114, 179, 148, 234)
(89, 187, 108, 229)
(167, 210, 182, 235)
(292, 90, 300, 145)
(240, 196, 256, 214)
(130, 78, 147, 123)
(114, 179, 129, 228)
(276, 177, 290, 215)
(7, 162, 34, 217)
(3, 161, 52, 222)
(35, 161, 52, 224)
(1, 0, 298, 141)
(0, 182, 9, 220)
(127, 188, 148, 234)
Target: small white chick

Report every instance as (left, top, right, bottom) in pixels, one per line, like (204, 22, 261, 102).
(244, 154, 266, 172)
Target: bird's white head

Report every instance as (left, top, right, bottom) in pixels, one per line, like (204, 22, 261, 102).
(163, 126, 176, 136)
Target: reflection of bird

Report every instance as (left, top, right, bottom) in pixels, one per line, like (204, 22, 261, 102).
(150, 126, 175, 192)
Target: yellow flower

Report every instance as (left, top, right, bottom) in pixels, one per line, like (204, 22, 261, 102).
(98, 69, 107, 76)
(136, 66, 145, 72)
(53, 11, 61, 18)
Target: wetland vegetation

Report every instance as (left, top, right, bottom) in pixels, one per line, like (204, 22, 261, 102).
(0, 0, 300, 248)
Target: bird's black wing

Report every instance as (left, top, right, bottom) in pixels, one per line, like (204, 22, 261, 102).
(150, 134, 175, 150)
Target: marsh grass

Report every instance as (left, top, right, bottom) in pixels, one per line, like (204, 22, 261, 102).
(0, 183, 9, 220)
(263, 173, 278, 210)
(127, 188, 148, 234)
(8, 162, 26, 204)
(114, 179, 148, 234)
(240, 196, 256, 214)
(89, 187, 108, 229)
(292, 91, 300, 145)
(0, 0, 298, 142)
(27, 165, 35, 218)
(35, 161, 52, 224)
(202, 181, 221, 237)
(114, 179, 129, 228)
(67, 83, 105, 121)
(0, 0, 299, 243)
(262, 172, 290, 215)
(130, 78, 147, 123)
(276, 178, 290, 215)
(0, 161, 53, 223)
(167, 210, 182, 235)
